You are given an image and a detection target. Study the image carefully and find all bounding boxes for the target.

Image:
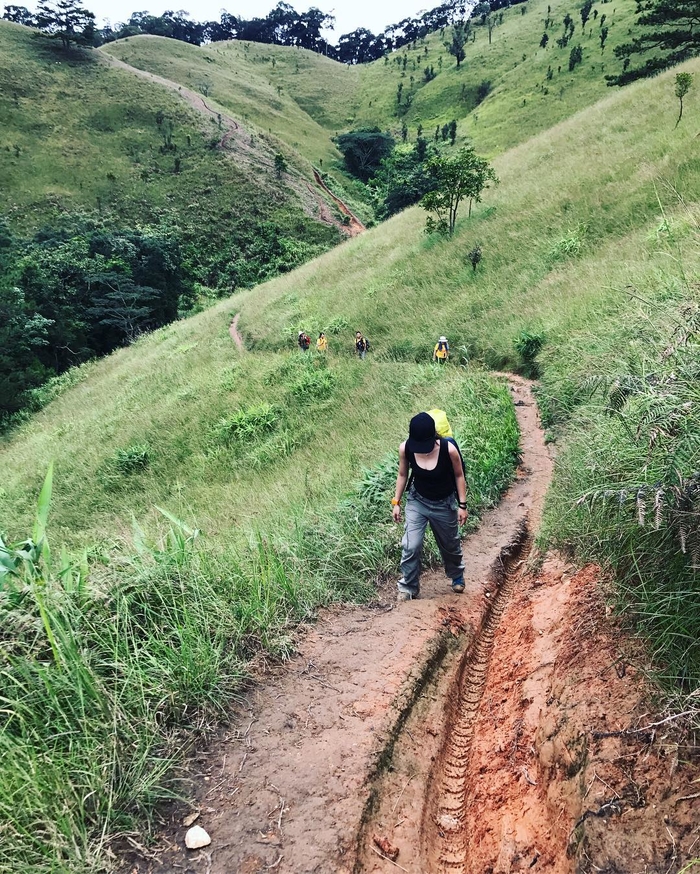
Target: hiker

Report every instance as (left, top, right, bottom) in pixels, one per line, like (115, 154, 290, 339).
(433, 335, 449, 364)
(298, 330, 311, 351)
(391, 411, 468, 602)
(316, 332, 328, 353)
(355, 331, 369, 359)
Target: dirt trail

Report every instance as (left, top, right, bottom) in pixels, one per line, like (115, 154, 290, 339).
(229, 313, 244, 351)
(99, 49, 263, 168)
(126, 375, 699, 874)
(98, 50, 356, 235)
(128, 376, 551, 872)
(313, 170, 366, 236)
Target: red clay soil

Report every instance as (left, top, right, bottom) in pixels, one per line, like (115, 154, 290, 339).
(459, 557, 700, 874)
(306, 181, 356, 237)
(121, 376, 699, 874)
(312, 170, 366, 237)
(229, 313, 244, 351)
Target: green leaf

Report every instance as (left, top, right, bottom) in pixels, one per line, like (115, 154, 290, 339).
(155, 505, 196, 537)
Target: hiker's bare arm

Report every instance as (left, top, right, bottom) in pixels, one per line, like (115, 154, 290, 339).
(393, 443, 409, 522)
(448, 443, 469, 524)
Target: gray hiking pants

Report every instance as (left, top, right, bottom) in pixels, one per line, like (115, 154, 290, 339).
(398, 489, 465, 596)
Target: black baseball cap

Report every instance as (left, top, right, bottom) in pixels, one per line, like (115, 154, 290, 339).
(407, 412, 437, 454)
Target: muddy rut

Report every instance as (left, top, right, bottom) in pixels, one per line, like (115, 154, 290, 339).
(130, 375, 699, 874)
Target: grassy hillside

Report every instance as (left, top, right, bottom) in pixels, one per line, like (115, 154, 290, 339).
(101, 36, 354, 171)
(203, 0, 639, 157)
(4, 52, 700, 593)
(239, 57, 700, 363)
(0, 19, 340, 302)
(99, 0, 639, 208)
(4, 6, 700, 870)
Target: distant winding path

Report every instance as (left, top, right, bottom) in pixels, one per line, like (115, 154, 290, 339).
(229, 313, 244, 351)
(313, 169, 365, 236)
(98, 48, 365, 238)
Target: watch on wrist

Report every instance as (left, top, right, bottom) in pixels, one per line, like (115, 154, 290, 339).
(391, 498, 401, 506)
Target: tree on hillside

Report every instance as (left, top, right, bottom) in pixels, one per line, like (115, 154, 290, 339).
(446, 22, 468, 68)
(421, 147, 498, 236)
(335, 128, 395, 182)
(607, 0, 700, 86)
(580, 0, 593, 32)
(2, 5, 36, 25)
(274, 153, 288, 178)
(35, 0, 95, 49)
(674, 72, 693, 128)
(0, 286, 52, 417)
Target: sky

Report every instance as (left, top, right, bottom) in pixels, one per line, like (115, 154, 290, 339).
(83, 0, 434, 38)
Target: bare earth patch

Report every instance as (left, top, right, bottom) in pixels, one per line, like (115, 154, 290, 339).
(123, 378, 699, 874)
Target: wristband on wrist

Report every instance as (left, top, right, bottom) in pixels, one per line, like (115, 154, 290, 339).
(391, 498, 401, 506)
(458, 501, 467, 509)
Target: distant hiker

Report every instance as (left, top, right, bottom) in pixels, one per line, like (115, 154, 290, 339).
(433, 335, 449, 363)
(298, 330, 311, 351)
(355, 331, 369, 359)
(316, 332, 328, 353)
(391, 411, 468, 602)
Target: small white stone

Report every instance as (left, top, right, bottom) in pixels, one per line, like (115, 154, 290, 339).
(185, 825, 211, 849)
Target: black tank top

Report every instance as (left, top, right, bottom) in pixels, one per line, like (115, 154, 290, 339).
(406, 439, 456, 501)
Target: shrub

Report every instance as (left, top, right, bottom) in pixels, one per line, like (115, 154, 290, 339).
(112, 443, 151, 475)
(213, 404, 278, 444)
(289, 368, 336, 403)
(513, 330, 545, 378)
(325, 316, 350, 335)
(549, 225, 587, 260)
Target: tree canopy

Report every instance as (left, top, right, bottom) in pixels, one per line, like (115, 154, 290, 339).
(607, 0, 700, 86)
(335, 128, 395, 183)
(35, 0, 95, 49)
(421, 147, 498, 236)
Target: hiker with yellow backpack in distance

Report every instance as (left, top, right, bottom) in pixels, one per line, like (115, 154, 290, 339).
(433, 335, 449, 364)
(391, 409, 468, 602)
(316, 332, 328, 353)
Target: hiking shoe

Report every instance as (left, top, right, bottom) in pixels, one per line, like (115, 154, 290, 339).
(397, 591, 415, 602)
(451, 577, 465, 594)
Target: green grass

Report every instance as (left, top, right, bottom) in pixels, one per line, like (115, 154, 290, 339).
(0, 368, 518, 873)
(4, 2, 700, 868)
(0, 21, 338, 267)
(540, 203, 700, 686)
(216, 0, 639, 158)
(101, 36, 353, 171)
(238, 55, 700, 369)
(98, 0, 640, 203)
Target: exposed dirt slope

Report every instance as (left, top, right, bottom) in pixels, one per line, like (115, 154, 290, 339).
(313, 169, 366, 236)
(124, 376, 699, 874)
(98, 49, 357, 234)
